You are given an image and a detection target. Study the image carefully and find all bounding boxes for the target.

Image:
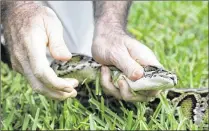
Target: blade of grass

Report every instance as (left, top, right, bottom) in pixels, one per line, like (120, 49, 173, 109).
(32, 108, 40, 130)
(22, 114, 30, 130)
(95, 71, 102, 95)
(139, 120, 149, 130)
(126, 111, 133, 130)
(148, 102, 162, 126)
(100, 96, 105, 121)
(89, 114, 96, 130)
(89, 98, 124, 125)
(150, 117, 166, 130)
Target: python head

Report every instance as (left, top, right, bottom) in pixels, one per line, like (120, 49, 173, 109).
(121, 65, 178, 91)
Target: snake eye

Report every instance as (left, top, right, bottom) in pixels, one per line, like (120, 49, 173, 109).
(144, 65, 159, 72)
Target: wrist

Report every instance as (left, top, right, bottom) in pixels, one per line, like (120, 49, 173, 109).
(93, 1, 132, 37)
(95, 21, 126, 37)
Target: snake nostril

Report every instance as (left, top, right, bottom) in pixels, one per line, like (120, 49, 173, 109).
(170, 77, 174, 81)
(170, 76, 177, 86)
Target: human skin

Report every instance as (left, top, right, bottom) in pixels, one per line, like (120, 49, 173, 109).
(2, 1, 78, 100)
(2, 1, 161, 101)
(92, 1, 162, 101)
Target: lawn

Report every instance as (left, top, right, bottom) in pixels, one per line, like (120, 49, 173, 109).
(1, 1, 208, 130)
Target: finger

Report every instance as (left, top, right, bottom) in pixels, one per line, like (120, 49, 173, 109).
(23, 26, 78, 92)
(38, 65, 79, 92)
(45, 16, 72, 61)
(31, 75, 77, 100)
(110, 46, 144, 81)
(125, 38, 163, 67)
(62, 78, 79, 92)
(118, 79, 152, 102)
(21, 58, 77, 100)
(101, 66, 122, 99)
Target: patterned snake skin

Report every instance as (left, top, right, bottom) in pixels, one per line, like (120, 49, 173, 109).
(50, 54, 208, 126)
(1, 25, 208, 127)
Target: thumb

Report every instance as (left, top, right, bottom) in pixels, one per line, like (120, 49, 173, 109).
(48, 34, 72, 61)
(45, 16, 72, 61)
(111, 48, 144, 81)
(126, 38, 163, 68)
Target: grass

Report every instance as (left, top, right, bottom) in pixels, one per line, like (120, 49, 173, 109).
(1, 1, 208, 130)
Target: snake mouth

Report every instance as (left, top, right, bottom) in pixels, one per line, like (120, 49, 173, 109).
(169, 76, 177, 86)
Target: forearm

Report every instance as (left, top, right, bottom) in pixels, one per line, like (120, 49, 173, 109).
(93, 1, 132, 33)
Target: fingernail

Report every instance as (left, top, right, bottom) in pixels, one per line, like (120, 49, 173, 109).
(62, 51, 71, 57)
(56, 51, 72, 61)
(131, 69, 143, 80)
(73, 80, 79, 87)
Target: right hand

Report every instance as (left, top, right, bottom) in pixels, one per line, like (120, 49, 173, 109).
(3, 2, 78, 100)
(92, 22, 163, 102)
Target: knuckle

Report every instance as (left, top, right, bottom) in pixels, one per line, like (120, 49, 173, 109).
(44, 7, 57, 18)
(33, 67, 43, 79)
(44, 8, 62, 26)
(54, 85, 65, 90)
(52, 78, 66, 89)
(109, 51, 120, 65)
(109, 48, 129, 73)
(57, 90, 77, 101)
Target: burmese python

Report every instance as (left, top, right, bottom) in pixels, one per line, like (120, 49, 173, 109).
(51, 53, 208, 125)
(1, 24, 208, 128)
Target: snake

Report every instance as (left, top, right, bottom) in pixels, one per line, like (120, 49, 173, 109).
(50, 53, 208, 125)
(1, 24, 207, 128)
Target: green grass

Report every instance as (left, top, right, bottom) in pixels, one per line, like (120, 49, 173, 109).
(1, 1, 208, 130)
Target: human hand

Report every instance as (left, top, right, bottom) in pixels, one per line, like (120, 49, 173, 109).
(2, 2, 78, 100)
(92, 24, 162, 102)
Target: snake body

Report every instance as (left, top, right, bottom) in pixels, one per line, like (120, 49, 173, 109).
(51, 53, 177, 91)
(50, 53, 208, 125)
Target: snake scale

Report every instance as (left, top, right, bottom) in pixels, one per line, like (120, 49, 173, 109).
(1, 24, 207, 128)
(51, 53, 208, 126)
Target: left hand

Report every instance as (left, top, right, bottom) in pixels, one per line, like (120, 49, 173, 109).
(92, 24, 162, 102)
